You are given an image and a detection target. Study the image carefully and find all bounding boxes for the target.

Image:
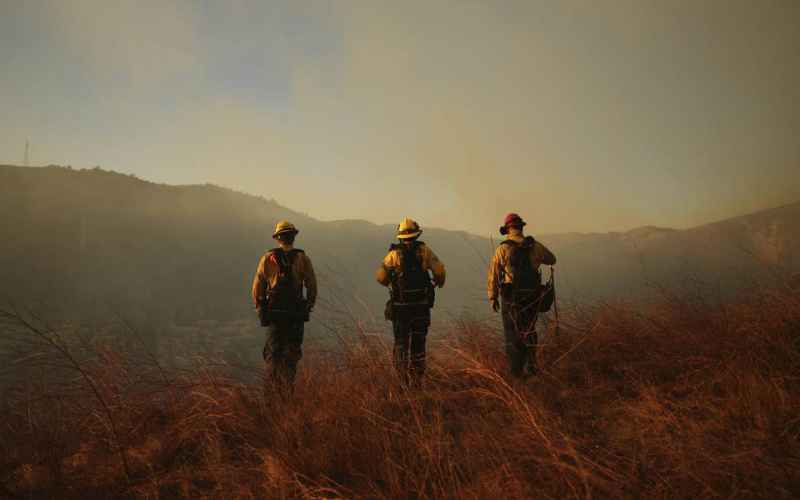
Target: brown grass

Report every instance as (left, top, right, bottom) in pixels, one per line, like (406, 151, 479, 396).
(1, 286, 799, 499)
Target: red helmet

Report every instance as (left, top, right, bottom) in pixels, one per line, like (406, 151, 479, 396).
(500, 213, 526, 235)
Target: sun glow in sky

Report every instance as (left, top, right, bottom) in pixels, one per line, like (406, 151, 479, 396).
(2, 1, 799, 235)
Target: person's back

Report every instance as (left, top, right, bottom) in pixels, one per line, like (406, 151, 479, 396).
(251, 221, 317, 395)
(376, 218, 445, 386)
(388, 240, 435, 309)
(487, 213, 556, 377)
(489, 232, 556, 298)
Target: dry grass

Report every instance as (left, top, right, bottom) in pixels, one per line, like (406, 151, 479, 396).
(1, 286, 799, 499)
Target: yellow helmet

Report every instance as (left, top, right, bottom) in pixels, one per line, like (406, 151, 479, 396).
(273, 220, 299, 238)
(396, 217, 422, 240)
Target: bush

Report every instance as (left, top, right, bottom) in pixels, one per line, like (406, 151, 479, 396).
(1, 287, 798, 498)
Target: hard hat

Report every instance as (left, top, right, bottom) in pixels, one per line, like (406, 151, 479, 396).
(396, 217, 422, 240)
(273, 220, 299, 238)
(500, 213, 526, 235)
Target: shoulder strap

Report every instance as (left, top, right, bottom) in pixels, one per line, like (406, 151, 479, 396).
(501, 237, 536, 248)
(268, 248, 293, 276)
(270, 248, 304, 257)
(506, 237, 538, 272)
(408, 241, 426, 266)
(285, 249, 304, 270)
(391, 241, 424, 249)
(390, 242, 424, 263)
(394, 242, 427, 280)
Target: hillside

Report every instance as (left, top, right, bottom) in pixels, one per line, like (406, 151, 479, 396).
(1, 165, 798, 329)
(535, 203, 800, 302)
(0, 165, 488, 329)
(1, 282, 797, 498)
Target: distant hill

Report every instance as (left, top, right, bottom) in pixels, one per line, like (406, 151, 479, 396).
(1, 165, 797, 327)
(0, 165, 489, 328)
(549, 202, 800, 302)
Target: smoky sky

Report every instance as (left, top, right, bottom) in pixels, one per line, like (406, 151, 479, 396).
(1, 0, 798, 235)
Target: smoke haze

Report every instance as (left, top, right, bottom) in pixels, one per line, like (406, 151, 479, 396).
(2, 1, 799, 235)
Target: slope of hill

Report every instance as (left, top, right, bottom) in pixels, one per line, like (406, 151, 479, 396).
(2, 281, 798, 498)
(0, 165, 489, 328)
(1, 164, 797, 328)
(540, 203, 800, 301)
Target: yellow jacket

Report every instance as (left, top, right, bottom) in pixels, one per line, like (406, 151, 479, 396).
(376, 242, 446, 288)
(251, 247, 317, 307)
(487, 234, 556, 301)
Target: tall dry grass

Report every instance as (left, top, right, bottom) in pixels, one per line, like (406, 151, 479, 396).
(1, 285, 798, 499)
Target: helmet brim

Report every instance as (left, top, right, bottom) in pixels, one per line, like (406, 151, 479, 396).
(273, 229, 299, 238)
(500, 221, 526, 235)
(397, 230, 422, 240)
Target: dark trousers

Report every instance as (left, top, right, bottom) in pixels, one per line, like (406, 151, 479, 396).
(263, 318, 304, 393)
(501, 300, 538, 377)
(392, 310, 430, 385)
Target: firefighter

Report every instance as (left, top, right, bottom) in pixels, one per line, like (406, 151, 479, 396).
(487, 213, 556, 377)
(252, 221, 317, 394)
(376, 218, 446, 386)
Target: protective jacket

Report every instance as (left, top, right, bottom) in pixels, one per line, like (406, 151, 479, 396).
(376, 242, 446, 289)
(487, 233, 556, 301)
(251, 246, 317, 308)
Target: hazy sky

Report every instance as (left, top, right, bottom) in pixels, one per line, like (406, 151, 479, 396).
(2, 1, 798, 235)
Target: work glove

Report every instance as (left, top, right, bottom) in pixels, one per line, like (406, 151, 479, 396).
(490, 297, 500, 313)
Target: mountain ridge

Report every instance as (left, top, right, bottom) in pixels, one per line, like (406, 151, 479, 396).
(7, 164, 797, 243)
(1, 164, 797, 325)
